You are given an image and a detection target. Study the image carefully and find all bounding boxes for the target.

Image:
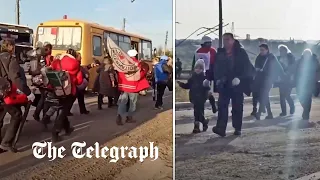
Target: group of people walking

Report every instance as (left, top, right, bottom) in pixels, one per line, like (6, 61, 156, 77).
(179, 33, 320, 136)
(0, 39, 172, 153)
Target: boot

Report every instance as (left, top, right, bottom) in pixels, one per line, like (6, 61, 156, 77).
(251, 107, 257, 116)
(209, 96, 217, 114)
(290, 106, 295, 115)
(192, 121, 201, 133)
(234, 129, 242, 136)
(255, 112, 261, 120)
(0, 145, 17, 153)
(212, 126, 226, 137)
(65, 126, 75, 136)
(279, 112, 287, 117)
(265, 113, 274, 119)
(126, 116, 136, 123)
(302, 111, 309, 120)
(33, 114, 40, 122)
(52, 132, 63, 143)
(116, 115, 124, 125)
(202, 119, 209, 132)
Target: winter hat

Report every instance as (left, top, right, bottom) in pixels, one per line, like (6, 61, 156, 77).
(194, 58, 206, 72)
(160, 55, 169, 61)
(201, 36, 212, 44)
(127, 49, 138, 57)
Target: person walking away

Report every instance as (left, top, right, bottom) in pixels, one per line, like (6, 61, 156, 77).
(277, 45, 295, 116)
(0, 40, 35, 152)
(49, 49, 83, 142)
(116, 49, 149, 125)
(178, 59, 210, 133)
(191, 36, 217, 114)
(176, 58, 182, 79)
(33, 43, 53, 121)
(154, 55, 172, 109)
(97, 56, 119, 109)
(295, 49, 320, 120)
(254, 44, 284, 120)
(212, 33, 255, 137)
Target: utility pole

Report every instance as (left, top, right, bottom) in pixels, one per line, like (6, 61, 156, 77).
(231, 22, 234, 34)
(218, 0, 223, 48)
(122, 18, 126, 31)
(164, 31, 168, 55)
(16, 0, 20, 24)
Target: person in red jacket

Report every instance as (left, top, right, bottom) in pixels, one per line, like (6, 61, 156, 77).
(116, 49, 149, 125)
(48, 49, 83, 142)
(44, 43, 53, 66)
(191, 36, 217, 114)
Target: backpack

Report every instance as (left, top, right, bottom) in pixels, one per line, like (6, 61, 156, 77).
(46, 60, 72, 97)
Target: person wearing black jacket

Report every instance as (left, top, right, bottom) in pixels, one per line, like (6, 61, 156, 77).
(76, 53, 97, 114)
(295, 49, 320, 120)
(178, 59, 210, 133)
(277, 45, 295, 116)
(212, 33, 255, 137)
(253, 44, 284, 120)
(0, 40, 34, 152)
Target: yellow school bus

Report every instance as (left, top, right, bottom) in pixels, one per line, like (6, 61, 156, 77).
(34, 18, 152, 90)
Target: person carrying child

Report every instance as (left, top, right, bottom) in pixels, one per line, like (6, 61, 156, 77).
(177, 59, 210, 133)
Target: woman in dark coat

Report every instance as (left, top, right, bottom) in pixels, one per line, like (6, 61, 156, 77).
(253, 44, 284, 120)
(277, 45, 295, 116)
(294, 49, 320, 120)
(97, 57, 119, 109)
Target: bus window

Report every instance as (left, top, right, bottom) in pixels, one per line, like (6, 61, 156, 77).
(103, 32, 109, 40)
(124, 36, 131, 43)
(36, 27, 81, 50)
(109, 33, 119, 45)
(119, 41, 131, 53)
(141, 40, 152, 59)
(119, 35, 131, 53)
(93, 35, 102, 56)
(119, 35, 124, 42)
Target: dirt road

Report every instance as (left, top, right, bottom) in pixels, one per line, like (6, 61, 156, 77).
(0, 92, 172, 180)
(176, 98, 320, 180)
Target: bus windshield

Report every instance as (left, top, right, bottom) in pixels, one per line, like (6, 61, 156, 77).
(36, 26, 81, 50)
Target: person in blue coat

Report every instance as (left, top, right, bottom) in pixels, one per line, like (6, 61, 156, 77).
(154, 56, 172, 109)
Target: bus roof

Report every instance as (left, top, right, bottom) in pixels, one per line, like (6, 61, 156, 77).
(0, 22, 31, 29)
(38, 19, 152, 41)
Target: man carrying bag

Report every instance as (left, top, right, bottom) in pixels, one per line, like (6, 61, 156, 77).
(0, 40, 34, 153)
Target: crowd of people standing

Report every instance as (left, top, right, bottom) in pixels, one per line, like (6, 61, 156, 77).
(179, 33, 320, 136)
(0, 40, 172, 153)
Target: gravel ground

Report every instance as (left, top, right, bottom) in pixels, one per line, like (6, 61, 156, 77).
(1, 110, 173, 180)
(175, 100, 320, 180)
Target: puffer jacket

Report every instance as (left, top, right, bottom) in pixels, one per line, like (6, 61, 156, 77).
(51, 54, 83, 95)
(117, 57, 149, 93)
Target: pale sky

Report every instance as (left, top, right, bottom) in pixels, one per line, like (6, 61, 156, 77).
(176, 0, 320, 41)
